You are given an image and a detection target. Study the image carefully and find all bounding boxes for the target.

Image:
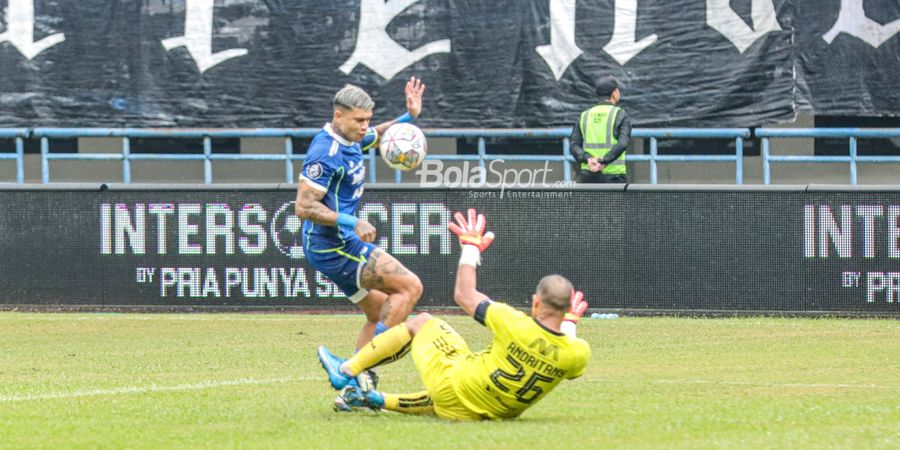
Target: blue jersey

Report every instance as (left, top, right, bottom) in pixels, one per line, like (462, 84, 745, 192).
(300, 123, 377, 252)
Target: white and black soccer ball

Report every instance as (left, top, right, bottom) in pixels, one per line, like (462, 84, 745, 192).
(379, 123, 427, 171)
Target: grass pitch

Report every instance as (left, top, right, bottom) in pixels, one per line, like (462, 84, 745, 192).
(0, 313, 897, 449)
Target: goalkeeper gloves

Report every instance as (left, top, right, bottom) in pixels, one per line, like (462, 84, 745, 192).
(564, 290, 588, 324)
(561, 289, 588, 338)
(448, 208, 495, 267)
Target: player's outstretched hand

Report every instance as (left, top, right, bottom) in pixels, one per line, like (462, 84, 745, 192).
(448, 208, 495, 252)
(564, 290, 588, 324)
(405, 76, 425, 118)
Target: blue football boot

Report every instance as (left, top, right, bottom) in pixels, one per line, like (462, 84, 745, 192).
(317, 346, 352, 390)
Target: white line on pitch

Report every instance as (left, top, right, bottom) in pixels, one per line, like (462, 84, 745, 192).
(0, 376, 317, 403)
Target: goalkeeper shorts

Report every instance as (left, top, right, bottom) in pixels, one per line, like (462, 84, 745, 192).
(411, 318, 483, 420)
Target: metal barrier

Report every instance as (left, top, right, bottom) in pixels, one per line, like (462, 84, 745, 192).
(757, 128, 900, 185)
(33, 128, 320, 185)
(632, 128, 750, 184)
(23, 127, 752, 185)
(11, 127, 900, 185)
(0, 128, 28, 183)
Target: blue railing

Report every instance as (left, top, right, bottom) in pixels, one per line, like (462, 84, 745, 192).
(0, 128, 28, 183)
(0, 127, 893, 184)
(757, 128, 900, 185)
(408, 128, 750, 184)
(24, 127, 751, 184)
(33, 128, 320, 185)
(632, 128, 750, 184)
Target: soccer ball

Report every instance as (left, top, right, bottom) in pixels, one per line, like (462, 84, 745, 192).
(380, 123, 427, 171)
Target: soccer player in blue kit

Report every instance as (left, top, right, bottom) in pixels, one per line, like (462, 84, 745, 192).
(295, 77, 426, 392)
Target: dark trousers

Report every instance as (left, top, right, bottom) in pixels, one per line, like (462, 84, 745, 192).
(576, 170, 627, 184)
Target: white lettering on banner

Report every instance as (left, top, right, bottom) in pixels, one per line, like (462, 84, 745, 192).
(892, 206, 900, 258)
(101, 204, 112, 254)
(803, 204, 900, 259)
(820, 205, 853, 258)
(359, 203, 390, 250)
(4, 3, 899, 78)
(158, 267, 317, 298)
(803, 204, 816, 258)
(419, 203, 451, 255)
(115, 204, 146, 255)
(866, 272, 900, 303)
(339, 0, 451, 79)
(178, 204, 203, 255)
(392, 203, 419, 255)
(238, 204, 267, 255)
(357, 202, 453, 255)
(0, 0, 65, 59)
(161, 0, 248, 73)
(823, 0, 900, 48)
(536, 0, 583, 80)
(806, 205, 900, 305)
(206, 203, 235, 255)
(149, 204, 175, 255)
(202, 268, 221, 297)
(101, 202, 452, 257)
(603, 0, 658, 65)
(225, 268, 242, 296)
(706, 0, 781, 53)
(856, 205, 883, 258)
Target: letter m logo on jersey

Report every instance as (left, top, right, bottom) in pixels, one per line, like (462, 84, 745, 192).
(529, 338, 560, 361)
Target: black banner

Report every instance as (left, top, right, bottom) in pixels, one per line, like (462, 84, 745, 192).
(794, 0, 900, 115)
(1, 185, 898, 314)
(0, 1, 897, 128)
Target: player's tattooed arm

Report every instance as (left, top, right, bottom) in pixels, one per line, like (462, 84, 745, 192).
(294, 181, 338, 226)
(295, 181, 377, 242)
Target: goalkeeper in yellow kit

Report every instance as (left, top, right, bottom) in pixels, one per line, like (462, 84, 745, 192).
(317, 208, 591, 420)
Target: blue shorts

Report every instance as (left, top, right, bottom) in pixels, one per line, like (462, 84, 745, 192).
(304, 237, 376, 303)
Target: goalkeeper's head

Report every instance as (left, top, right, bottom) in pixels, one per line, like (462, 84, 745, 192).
(531, 274, 573, 318)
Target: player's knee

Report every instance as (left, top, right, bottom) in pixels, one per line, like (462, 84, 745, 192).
(392, 273, 422, 308)
(406, 313, 432, 335)
(403, 274, 423, 303)
(363, 308, 380, 323)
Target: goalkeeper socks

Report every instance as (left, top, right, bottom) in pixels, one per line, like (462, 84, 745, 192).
(382, 391, 433, 415)
(344, 324, 412, 376)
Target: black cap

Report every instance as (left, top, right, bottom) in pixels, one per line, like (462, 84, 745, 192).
(595, 76, 620, 97)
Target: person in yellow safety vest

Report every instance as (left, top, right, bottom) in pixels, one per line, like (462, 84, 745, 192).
(570, 76, 632, 184)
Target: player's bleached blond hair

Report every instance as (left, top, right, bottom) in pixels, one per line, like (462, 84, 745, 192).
(536, 275, 573, 311)
(333, 84, 374, 112)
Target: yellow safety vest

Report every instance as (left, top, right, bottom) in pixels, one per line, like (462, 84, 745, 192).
(579, 104, 625, 175)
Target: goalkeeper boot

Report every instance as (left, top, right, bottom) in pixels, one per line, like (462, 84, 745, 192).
(333, 386, 384, 412)
(333, 386, 362, 412)
(317, 346, 352, 390)
(333, 369, 377, 409)
(356, 369, 379, 392)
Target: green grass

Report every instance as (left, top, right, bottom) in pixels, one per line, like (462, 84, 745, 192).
(0, 313, 898, 449)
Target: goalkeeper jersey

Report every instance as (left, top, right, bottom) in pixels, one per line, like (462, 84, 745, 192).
(452, 302, 591, 419)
